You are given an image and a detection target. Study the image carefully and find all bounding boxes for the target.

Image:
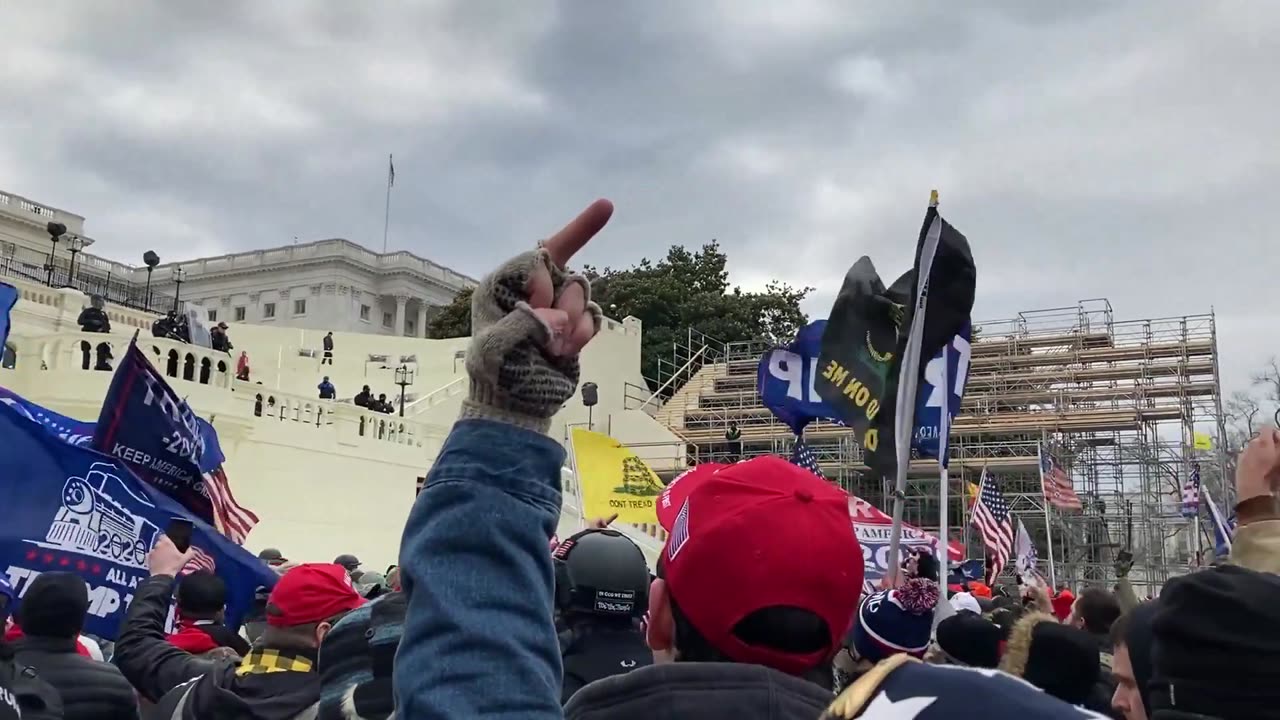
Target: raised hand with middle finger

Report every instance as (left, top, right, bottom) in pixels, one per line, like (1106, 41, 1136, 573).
(461, 199, 613, 433)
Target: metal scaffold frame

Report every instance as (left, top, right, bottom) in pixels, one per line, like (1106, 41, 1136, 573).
(643, 298, 1228, 595)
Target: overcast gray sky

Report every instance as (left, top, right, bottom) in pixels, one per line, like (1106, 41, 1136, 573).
(1, 1, 1275, 394)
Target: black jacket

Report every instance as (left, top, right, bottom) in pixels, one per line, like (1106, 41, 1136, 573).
(114, 575, 319, 720)
(0, 649, 63, 720)
(75, 307, 111, 334)
(560, 625, 652, 705)
(12, 636, 137, 720)
(564, 662, 832, 720)
(322, 335, 334, 352)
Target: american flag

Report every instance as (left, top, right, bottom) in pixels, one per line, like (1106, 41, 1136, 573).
(203, 466, 258, 545)
(1181, 463, 1201, 518)
(790, 436, 822, 477)
(1039, 445, 1082, 511)
(179, 545, 217, 576)
(970, 468, 1014, 585)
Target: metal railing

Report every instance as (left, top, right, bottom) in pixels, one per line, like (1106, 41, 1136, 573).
(0, 254, 179, 315)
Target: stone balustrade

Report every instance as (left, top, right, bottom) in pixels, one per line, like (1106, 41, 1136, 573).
(5, 332, 450, 456)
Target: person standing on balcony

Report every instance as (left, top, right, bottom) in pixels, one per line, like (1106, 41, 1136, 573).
(318, 376, 336, 400)
(76, 295, 110, 333)
(354, 385, 372, 408)
(210, 322, 232, 353)
(322, 331, 335, 365)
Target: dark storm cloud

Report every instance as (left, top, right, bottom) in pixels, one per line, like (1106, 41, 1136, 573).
(0, 0, 1276, 391)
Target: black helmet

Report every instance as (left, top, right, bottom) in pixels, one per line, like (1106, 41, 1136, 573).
(553, 529, 649, 619)
(258, 548, 286, 564)
(334, 554, 361, 572)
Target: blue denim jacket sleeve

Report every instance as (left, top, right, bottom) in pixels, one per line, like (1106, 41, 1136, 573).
(394, 418, 565, 719)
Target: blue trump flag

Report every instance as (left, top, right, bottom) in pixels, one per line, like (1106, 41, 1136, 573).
(0, 385, 97, 447)
(0, 282, 15, 351)
(0, 400, 276, 639)
(757, 320, 843, 434)
(93, 338, 216, 524)
(911, 323, 972, 463)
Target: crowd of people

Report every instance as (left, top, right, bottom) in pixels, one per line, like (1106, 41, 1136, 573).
(353, 385, 396, 414)
(5, 200, 1276, 719)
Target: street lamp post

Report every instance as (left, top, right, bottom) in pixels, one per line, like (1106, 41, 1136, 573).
(44, 222, 66, 287)
(143, 251, 160, 310)
(395, 364, 415, 417)
(66, 235, 84, 285)
(171, 266, 186, 313)
(581, 382, 599, 431)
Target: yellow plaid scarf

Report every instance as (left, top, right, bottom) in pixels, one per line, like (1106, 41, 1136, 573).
(235, 649, 315, 676)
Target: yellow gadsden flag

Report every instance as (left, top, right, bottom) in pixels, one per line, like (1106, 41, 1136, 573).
(1193, 432, 1213, 451)
(571, 428, 664, 524)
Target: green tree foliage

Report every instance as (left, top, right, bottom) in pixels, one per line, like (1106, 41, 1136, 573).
(585, 241, 811, 385)
(426, 286, 473, 339)
(426, 242, 811, 387)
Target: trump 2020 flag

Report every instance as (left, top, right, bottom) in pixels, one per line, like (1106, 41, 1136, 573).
(0, 282, 16, 350)
(0, 385, 96, 447)
(911, 323, 971, 464)
(0, 401, 276, 639)
(758, 320, 843, 434)
(93, 338, 258, 543)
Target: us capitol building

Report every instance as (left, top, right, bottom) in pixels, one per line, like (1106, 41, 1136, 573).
(0, 188, 477, 337)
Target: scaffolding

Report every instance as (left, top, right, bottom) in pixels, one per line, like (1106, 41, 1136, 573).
(645, 299, 1228, 595)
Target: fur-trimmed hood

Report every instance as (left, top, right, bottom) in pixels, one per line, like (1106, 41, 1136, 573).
(997, 611, 1101, 706)
(997, 612, 1055, 678)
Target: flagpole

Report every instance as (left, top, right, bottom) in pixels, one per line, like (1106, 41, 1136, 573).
(382, 153, 394, 253)
(1038, 439, 1059, 588)
(885, 190, 942, 584)
(935, 348, 950, 605)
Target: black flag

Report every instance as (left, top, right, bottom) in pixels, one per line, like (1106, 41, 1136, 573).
(813, 259, 911, 456)
(817, 206, 976, 476)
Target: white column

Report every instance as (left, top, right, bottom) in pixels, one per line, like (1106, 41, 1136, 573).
(416, 302, 428, 338)
(394, 295, 408, 336)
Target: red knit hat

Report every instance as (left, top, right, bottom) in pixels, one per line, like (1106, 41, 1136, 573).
(655, 456, 863, 676)
(267, 563, 366, 627)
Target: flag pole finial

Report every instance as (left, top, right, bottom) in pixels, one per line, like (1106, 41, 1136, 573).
(929, 189, 939, 208)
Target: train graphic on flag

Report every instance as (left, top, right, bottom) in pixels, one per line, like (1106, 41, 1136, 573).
(31, 461, 161, 570)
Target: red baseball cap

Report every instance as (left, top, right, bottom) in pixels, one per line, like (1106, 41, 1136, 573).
(655, 456, 863, 676)
(267, 563, 366, 627)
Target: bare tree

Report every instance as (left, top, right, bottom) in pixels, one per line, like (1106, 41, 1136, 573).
(1225, 390, 1262, 447)
(1251, 356, 1280, 408)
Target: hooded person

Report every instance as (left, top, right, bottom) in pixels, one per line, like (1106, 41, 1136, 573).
(115, 536, 366, 720)
(1149, 565, 1280, 719)
(564, 457, 865, 720)
(1110, 603, 1157, 720)
(10, 572, 138, 720)
(167, 571, 252, 657)
(999, 612, 1110, 713)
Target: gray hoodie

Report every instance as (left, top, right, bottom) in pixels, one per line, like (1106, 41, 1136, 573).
(564, 662, 831, 720)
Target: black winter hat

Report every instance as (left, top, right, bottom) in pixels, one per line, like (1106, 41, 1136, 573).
(17, 572, 88, 639)
(1151, 565, 1280, 719)
(935, 612, 1002, 668)
(999, 612, 1100, 706)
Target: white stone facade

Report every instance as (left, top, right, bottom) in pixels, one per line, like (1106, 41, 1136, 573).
(147, 239, 476, 337)
(0, 187, 476, 337)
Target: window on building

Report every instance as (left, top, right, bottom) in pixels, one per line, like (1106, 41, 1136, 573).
(360, 304, 371, 322)
(207, 309, 218, 322)
(264, 303, 276, 319)
(234, 306, 246, 322)
(293, 299, 306, 315)
(383, 311, 393, 328)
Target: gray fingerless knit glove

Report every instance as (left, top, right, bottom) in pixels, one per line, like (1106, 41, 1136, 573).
(459, 246, 602, 433)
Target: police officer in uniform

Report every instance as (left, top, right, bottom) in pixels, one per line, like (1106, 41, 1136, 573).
(554, 528, 652, 704)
